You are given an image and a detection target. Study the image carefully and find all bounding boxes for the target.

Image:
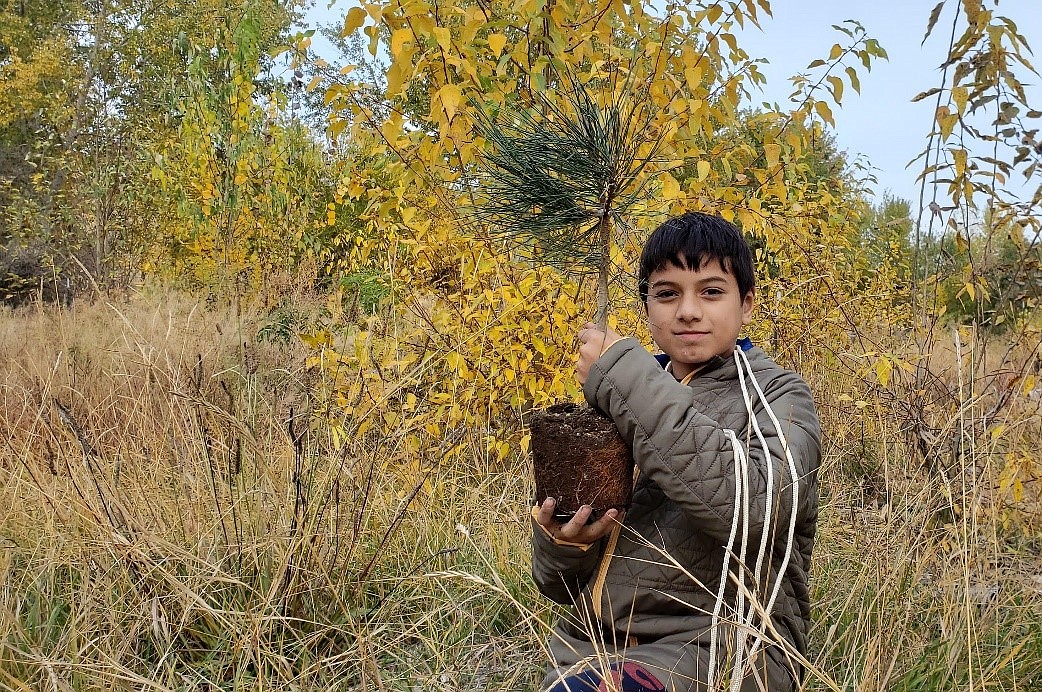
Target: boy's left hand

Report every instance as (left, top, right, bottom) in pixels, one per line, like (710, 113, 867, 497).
(577, 322, 623, 385)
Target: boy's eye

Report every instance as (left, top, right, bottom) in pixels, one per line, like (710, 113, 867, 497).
(704, 288, 724, 296)
(650, 290, 678, 301)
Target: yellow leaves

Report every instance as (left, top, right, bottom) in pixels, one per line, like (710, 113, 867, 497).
(951, 85, 968, 114)
(390, 28, 412, 57)
(487, 33, 507, 56)
(962, 0, 985, 26)
(433, 26, 452, 52)
(343, 7, 367, 36)
(952, 147, 968, 177)
(301, 329, 333, 349)
(696, 160, 711, 182)
(385, 62, 409, 96)
(875, 355, 893, 387)
(435, 83, 463, 122)
(814, 100, 835, 127)
(826, 75, 844, 104)
(998, 454, 1033, 505)
(446, 350, 472, 378)
(660, 173, 682, 200)
(764, 142, 781, 171)
(936, 105, 957, 140)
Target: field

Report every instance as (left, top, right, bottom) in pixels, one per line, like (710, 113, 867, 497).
(4, 0, 1042, 688)
(1, 288, 1039, 691)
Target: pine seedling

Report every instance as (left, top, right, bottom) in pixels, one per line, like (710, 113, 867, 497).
(471, 67, 667, 519)
(471, 69, 664, 328)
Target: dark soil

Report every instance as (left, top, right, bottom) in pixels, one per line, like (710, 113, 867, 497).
(530, 402, 633, 519)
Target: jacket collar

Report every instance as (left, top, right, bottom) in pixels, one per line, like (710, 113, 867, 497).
(655, 338, 756, 382)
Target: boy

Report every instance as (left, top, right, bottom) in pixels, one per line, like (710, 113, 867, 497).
(532, 212, 820, 691)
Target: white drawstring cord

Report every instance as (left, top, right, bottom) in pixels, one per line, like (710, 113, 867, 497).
(710, 428, 746, 685)
(710, 346, 801, 689)
(735, 350, 775, 591)
(732, 426, 751, 690)
(736, 346, 800, 618)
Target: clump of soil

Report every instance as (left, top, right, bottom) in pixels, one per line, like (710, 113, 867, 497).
(531, 402, 633, 519)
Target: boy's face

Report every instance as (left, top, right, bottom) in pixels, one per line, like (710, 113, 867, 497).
(645, 260, 753, 380)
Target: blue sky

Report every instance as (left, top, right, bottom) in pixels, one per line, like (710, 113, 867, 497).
(733, 0, 1042, 208)
(301, 0, 1042, 211)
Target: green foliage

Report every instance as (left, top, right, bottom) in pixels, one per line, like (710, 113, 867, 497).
(338, 269, 389, 316)
(932, 217, 1042, 329)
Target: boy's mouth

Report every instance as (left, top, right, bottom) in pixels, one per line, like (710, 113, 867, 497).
(674, 330, 710, 341)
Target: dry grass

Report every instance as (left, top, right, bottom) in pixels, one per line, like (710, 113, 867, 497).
(0, 288, 1040, 691)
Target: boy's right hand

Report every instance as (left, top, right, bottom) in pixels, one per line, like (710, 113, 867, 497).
(534, 497, 623, 545)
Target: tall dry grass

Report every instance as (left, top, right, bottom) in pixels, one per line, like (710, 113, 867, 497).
(0, 287, 1040, 690)
(0, 289, 546, 690)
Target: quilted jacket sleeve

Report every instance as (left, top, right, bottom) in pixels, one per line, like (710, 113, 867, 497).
(583, 339, 820, 548)
(530, 519, 605, 604)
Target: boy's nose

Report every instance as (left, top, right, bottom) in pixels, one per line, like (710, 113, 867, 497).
(675, 295, 702, 321)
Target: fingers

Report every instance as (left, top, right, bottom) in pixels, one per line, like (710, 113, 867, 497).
(558, 504, 593, 538)
(590, 508, 623, 535)
(535, 499, 625, 543)
(535, 497, 556, 528)
(577, 322, 604, 344)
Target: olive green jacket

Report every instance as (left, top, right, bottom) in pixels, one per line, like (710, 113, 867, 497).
(531, 338, 820, 690)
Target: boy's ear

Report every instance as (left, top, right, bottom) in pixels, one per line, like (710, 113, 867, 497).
(741, 289, 755, 325)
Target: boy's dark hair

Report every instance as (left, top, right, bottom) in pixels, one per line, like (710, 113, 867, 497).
(638, 212, 755, 306)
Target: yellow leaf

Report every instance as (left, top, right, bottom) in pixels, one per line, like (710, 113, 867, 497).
(660, 173, 681, 200)
(301, 330, 333, 349)
(952, 85, 968, 114)
(875, 357, 892, 387)
(391, 28, 411, 57)
(343, 7, 367, 36)
(433, 26, 452, 52)
(696, 159, 711, 181)
(438, 83, 462, 121)
(953, 147, 967, 176)
(826, 75, 844, 103)
(386, 62, 406, 96)
(684, 66, 703, 88)
(936, 106, 956, 139)
(764, 142, 781, 170)
(487, 33, 506, 56)
(814, 100, 834, 126)
(1022, 374, 1037, 395)
(990, 424, 1005, 440)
